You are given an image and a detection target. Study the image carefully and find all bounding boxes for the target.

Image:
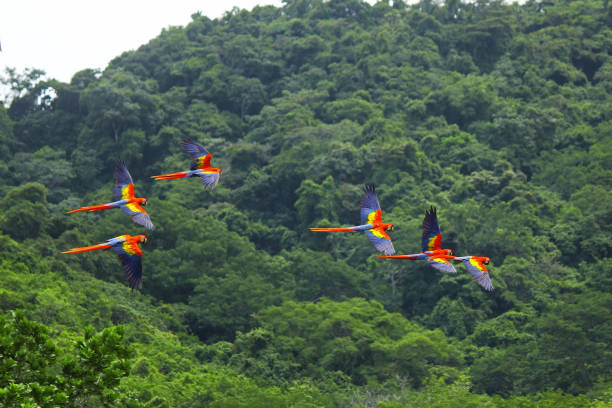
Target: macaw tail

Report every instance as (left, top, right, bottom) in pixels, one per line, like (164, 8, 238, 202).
(66, 204, 114, 214)
(377, 255, 420, 260)
(151, 172, 189, 180)
(310, 227, 358, 232)
(62, 243, 112, 254)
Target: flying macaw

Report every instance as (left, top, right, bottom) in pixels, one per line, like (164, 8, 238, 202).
(67, 161, 154, 230)
(453, 256, 494, 291)
(62, 234, 147, 290)
(310, 184, 395, 255)
(378, 206, 456, 273)
(151, 138, 222, 190)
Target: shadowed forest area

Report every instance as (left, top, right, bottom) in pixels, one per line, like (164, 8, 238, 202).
(0, 0, 611, 406)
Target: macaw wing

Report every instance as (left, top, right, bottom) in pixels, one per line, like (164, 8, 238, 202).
(112, 241, 143, 290)
(200, 172, 220, 190)
(181, 138, 211, 170)
(422, 206, 442, 252)
(116, 254, 143, 290)
(427, 256, 457, 273)
(120, 203, 155, 230)
(360, 184, 382, 225)
(462, 259, 493, 291)
(365, 229, 395, 255)
(113, 161, 135, 201)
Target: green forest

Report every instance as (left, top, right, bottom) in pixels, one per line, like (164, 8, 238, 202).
(1, 0, 611, 406)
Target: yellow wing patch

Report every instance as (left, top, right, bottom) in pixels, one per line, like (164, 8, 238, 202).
(125, 202, 145, 214)
(371, 229, 386, 238)
(367, 209, 382, 225)
(427, 234, 441, 251)
(370, 227, 390, 240)
(470, 258, 487, 273)
(122, 241, 138, 255)
(196, 154, 211, 169)
(121, 184, 135, 200)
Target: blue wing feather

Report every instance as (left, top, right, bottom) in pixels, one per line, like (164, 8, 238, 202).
(427, 257, 456, 273)
(181, 138, 210, 170)
(132, 213, 155, 230)
(119, 206, 155, 230)
(462, 259, 494, 291)
(360, 184, 382, 225)
(422, 206, 442, 252)
(111, 245, 143, 290)
(113, 160, 134, 201)
(365, 230, 395, 255)
(200, 173, 220, 190)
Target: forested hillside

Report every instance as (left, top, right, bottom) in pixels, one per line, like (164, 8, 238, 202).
(1, 0, 611, 406)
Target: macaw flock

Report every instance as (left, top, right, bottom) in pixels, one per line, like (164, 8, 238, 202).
(62, 138, 493, 292)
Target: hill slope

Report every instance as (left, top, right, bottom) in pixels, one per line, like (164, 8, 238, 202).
(0, 0, 611, 406)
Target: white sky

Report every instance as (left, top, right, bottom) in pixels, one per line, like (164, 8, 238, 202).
(0, 1, 285, 83)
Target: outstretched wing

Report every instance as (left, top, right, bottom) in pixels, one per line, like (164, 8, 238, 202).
(120, 203, 155, 230)
(113, 160, 135, 201)
(181, 138, 212, 170)
(427, 256, 456, 273)
(422, 206, 442, 252)
(200, 171, 220, 190)
(365, 228, 395, 255)
(462, 259, 493, 291)
(360, 184, 382, 225)
(111, 240, 143, 290)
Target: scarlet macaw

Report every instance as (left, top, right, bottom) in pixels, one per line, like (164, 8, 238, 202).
(151, 138, 222, 190)
(310, 184, 395, 255)
(453, 256, 493, 291)
(62, 234, 147, 290)
(67, 161, 154, 230)
(378, 206, 456, 273)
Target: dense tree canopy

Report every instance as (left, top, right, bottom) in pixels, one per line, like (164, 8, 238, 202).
(0, 0, 611, 406)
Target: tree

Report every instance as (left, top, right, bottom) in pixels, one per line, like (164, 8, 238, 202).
(0, 311, 135, 407)
(0, 183, 50, 241)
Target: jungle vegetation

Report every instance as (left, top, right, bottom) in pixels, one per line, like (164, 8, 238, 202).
(0, 0, 611, 406)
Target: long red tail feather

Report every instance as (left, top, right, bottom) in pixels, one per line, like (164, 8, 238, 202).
(62, 243, 111, 254)
(151, 172, 188, 180)
(310, 227, 356, 232)
(66, 204, 114, 214)
(377, 255, 420, 259)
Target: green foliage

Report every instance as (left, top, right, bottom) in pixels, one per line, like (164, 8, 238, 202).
(0, 183, 50, 240)
(1, 0, 611, 405)
(237, 298, 457, 387)
(0, 311, 135, 407)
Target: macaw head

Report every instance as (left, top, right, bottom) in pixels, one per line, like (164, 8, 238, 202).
(383, 223, 394, 231)
(137, 234, 148, 244)
(474, 256, 490, 265)
(140, 198, 148, 206)
(445, 249, 454, 256)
